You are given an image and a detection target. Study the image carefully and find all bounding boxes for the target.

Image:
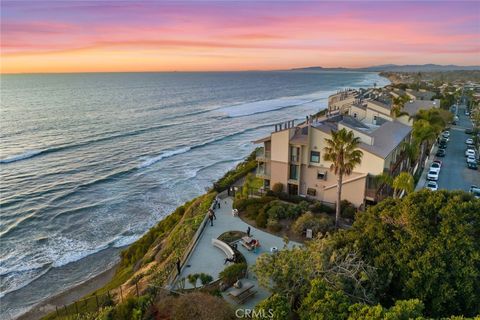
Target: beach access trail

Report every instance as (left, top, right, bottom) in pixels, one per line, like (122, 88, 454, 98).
(174, 196, 300, 309)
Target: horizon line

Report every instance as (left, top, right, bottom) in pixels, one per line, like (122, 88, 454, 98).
(2, 64, 480, 75)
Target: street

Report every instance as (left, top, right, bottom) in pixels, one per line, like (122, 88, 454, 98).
(436, 105, 480, 191)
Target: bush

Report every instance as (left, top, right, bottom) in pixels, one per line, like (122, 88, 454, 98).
(266, 205, 287, 220)
(340, 200, 356, 220)
(286, 205, 303, 220)
(267, 218, 282, 232)
(155, 292, 235, 320)
(219, 263, 247, 285)
(292, 212, 334, 236)
(213, 151, 257, 192)
(309, 202, 335, 214)
(256, 211, 268, 228)
(271, 182, 284, 193)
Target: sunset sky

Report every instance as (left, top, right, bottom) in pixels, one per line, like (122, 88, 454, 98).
(1, 1, 479, 73)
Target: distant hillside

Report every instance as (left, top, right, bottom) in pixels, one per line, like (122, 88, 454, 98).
(290, 64, 480, 72)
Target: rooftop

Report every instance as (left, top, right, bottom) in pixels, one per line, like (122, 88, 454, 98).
(404, 99, 440, 115)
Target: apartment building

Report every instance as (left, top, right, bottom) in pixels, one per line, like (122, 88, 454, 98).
(255, 114, 412, 207)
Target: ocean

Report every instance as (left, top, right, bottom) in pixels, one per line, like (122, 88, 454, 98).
(0, 71, 389, 318)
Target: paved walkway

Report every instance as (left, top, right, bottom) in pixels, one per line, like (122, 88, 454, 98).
(175, 196, 300, 309)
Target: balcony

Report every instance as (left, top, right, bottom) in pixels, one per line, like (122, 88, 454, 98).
(288, 165, 299, 183)
(256, 165, 270, 179)
(256, 148, 271, 161)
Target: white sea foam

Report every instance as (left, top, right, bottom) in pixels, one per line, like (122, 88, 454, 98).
(138, 147, 191, 169)
(112, 235, 141, 248)
(0, 150, 43, 164)
(219, 97, 314, 117)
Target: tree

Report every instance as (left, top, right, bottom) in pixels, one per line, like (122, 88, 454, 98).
(347, 190, 480, 317)
(391, 95, 410, 118)
(198, 273, 213, 286)
(391, 172, 414, 198)
(400, 141, 419, 170)
(187, 273, 199, 289)
(299, 279, 350, 320)
(254, 294, 291, 320)
(412, 119, 437, 167)
(323, 128, 363, 228)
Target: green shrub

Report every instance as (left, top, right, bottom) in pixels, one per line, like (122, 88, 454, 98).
(219, 263, 247, 285)
(266, 205, 287, 220)
(292, 212, 334, 236)
(298, 201, 310, 212)
(245, 203, 264, 219)
(256, 211, 268, 228)
(271, 182, 284, 193)
(213, 150, 257, 192)
(309, 202, 335, 214)
(340, 200, 356, 220)
(267, 218, 282, 232)
(286, 205, 303, 219)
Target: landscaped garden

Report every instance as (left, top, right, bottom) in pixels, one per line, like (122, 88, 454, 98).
(233, 181, 357, 242)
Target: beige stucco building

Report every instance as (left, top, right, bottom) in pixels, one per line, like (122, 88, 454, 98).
(255, 114, 412, 208)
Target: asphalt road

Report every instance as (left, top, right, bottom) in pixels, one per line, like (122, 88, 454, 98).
(436, 105, 480, 191)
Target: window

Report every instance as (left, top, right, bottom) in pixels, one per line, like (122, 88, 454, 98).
(310, 151, 320, 163)
(317, 171, 327, 180)
(307, 188, 316, 196)
(289, 165, 299, 180)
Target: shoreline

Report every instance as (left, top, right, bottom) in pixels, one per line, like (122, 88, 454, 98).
(5, 72, 389, 320)
(16, 263, 119, 320)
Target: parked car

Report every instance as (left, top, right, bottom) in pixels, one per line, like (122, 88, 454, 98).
(430, 162, 441, 173)
(466, 138, 474, 145)
(440, 137, 449, 144)
(442, 131, 450, 138)
(465, 128, 474, 134)
(465, 111, 470, 116)
(425, 181, 438, 191)
(466, 156, 477, 164)
(427, 170, 439, 181)
(469, 185, 480, 199)
(465, 149, 476, 157)
(436, 149, 446, 157)
(467, 161, 478, 170)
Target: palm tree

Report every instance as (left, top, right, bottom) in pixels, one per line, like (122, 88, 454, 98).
(391, 95, 410, 118)
(412, 119, 438, 168)
(392, 172, 414, 198)
(400, 140, 419, 171)
(323, 128, 363, 229)
(376, 171, 414, 198)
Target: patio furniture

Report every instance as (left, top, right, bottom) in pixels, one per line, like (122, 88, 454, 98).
(228, 281, 257, 304)
(212, 238, 235, 260)
(241, 236, 254, 251)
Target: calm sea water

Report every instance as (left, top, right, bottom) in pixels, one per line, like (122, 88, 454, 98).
(0, 71, 389, 318)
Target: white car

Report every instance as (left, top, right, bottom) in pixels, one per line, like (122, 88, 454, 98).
(467, 156, 477, 164)
(466, 138, 474, 145)
(429, 162, 441, 173)
(470, 185, 480, 199)
(465, 149, 476, 157)
(442, 131, 450, 138)
(466, 111, 470, 116)
(425, 181, 438, 191)
(427, 170, 439, 181)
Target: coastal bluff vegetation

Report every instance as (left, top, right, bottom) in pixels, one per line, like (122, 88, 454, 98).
(41, 152, 258, 320)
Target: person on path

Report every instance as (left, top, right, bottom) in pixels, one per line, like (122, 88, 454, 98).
(176, 259, 181, 276)
(217, 201, 221, 209)
(209, 208, 216, 220)
(247, 226, 251, 237)
(208, 210, 214, 226)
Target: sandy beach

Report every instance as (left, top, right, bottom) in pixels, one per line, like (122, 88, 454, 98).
(16, 264, 118, 320)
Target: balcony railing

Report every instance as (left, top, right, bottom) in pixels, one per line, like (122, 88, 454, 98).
(256, 148, 271, 161)
(256, 166, 270, 178)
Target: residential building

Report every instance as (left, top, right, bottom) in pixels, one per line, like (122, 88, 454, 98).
(254, 114, 412, 207)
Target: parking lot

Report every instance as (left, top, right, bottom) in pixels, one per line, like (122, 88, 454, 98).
(433, 105, 479, 191)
